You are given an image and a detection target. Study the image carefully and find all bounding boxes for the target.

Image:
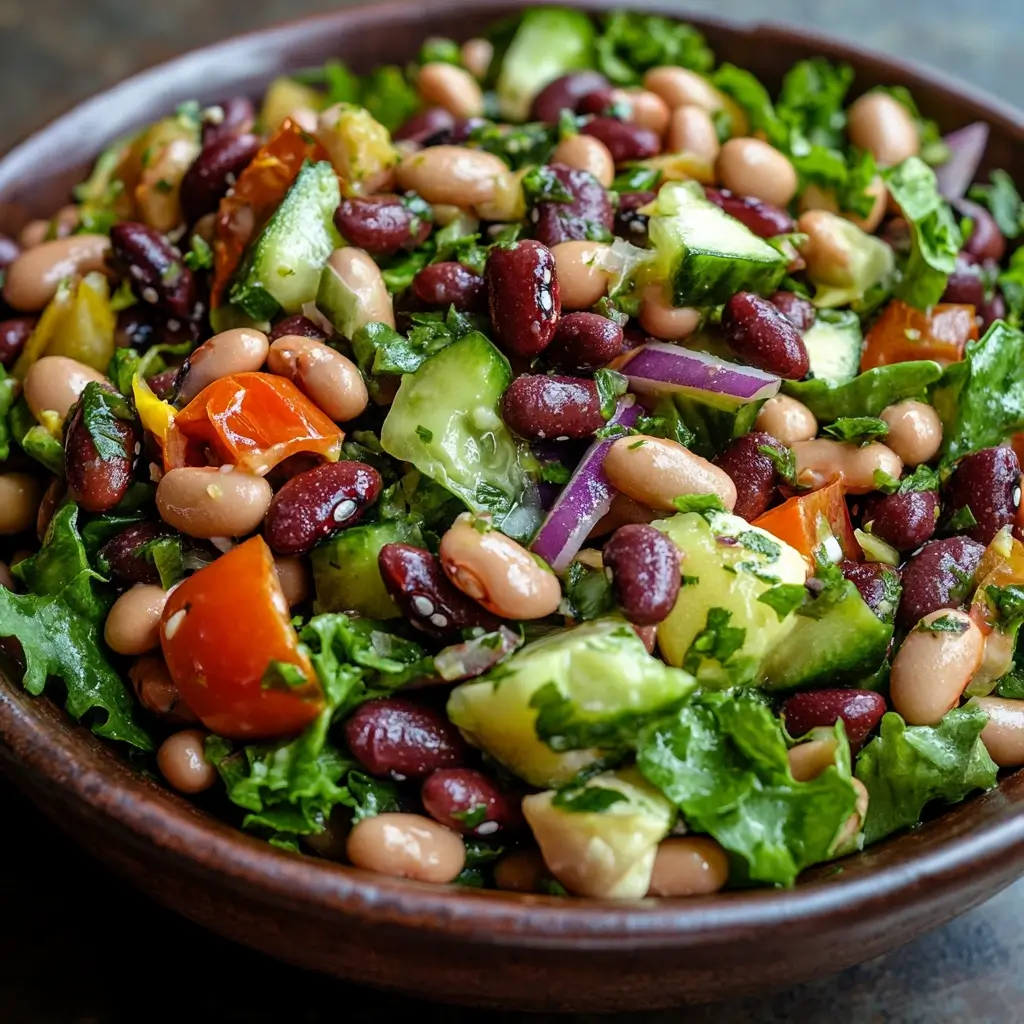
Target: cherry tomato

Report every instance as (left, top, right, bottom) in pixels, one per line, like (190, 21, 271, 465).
(164, 371, 343, 475)
(160, 536, 324, 739)
(861, 300, 978, 371)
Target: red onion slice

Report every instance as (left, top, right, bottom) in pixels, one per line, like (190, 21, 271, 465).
(936, 122, 989, 201)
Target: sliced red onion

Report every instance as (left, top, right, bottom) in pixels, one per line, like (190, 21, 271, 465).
(433, 627, 523, 683)
(530, 399, 641, 571)
(936, 122, 989, 201)
(618, 342, 781, 404)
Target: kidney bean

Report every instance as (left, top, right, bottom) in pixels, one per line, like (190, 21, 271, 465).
(393, 106, 457, 145)
(546, 312, 622, 373)
(980, 290, 1007, 332)
(486, 240, 560, 357)
(581, 118, 661, 163)
(941, 252, 986, 308)
(897, 535, 986, 629)
(264, 461, 381, 556)
(0, 317, 36, 368)
(268, 314, 326, 343)
(147, 368, 179, 402)
(955, 197, 1006, 263)
(0, 233, 20, 272)
(864, 489, 939, 552)
(335, 195, 432, 255)
(722, 292, 809, 379)
(115, 305, 197, 351)
(781, 689, 887, 754)
(378, 543, 502, 641)
(202, 96, 256, 146)
(602, 524, 681, 626)
(412, 261, 487, 312)
(613, 190, 655, 246)
(576, 86, 617, 116)
(501, 374, 602, 440)
(943, 446, 1021, 544)
(344, 697, 468, 779)
(769, 291, 816, 332)
(180, 132, 261, 223)
(841, 560, 901, 623)
(64, 398, 138, 514)
(531, 163, 614, 249)
(531, 71, 611, 123)
(714, 431, 785, 521)
(109, 222, 196, 321)
(99, 522, 170, 585)
(704, 188, 795, 239)
(421, 768, 521, 836)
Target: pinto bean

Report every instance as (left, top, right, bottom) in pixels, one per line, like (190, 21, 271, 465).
(22, 356, 107, 422)
(975, 697, 1024, 767)
(848, 92, 920, 167)
(395, 146, 508, 209)
(416, 62, 484, 119)
(155, 466, 272, 539)
(754, 395, 818, 446)
(104, 584, 167, 656)
(157, 729, 217, 793)
(551, 240, 611, 310)
(0, 474, 44, 536)
(648, 837, 730, 898)
(717, 138, 798, 208)
(267, 335, 368, 423)
(551, 134, 615, 189)
(879, 401, 943, 467)
(177, 328, 269, 404)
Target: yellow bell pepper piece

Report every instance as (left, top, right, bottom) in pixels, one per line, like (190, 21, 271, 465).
(133, 374, 176, 443)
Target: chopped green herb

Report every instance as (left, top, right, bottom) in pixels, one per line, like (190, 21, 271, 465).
(551, 785, 629, 813)
(823, 416, 890, 445)
(593, 368, 629, 421)
(920, 614, 970, 635)
(672, 493, 726, 515)
(758, 583, 809, 620)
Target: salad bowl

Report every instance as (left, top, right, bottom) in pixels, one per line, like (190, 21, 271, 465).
(3, 0, 1024, 1011)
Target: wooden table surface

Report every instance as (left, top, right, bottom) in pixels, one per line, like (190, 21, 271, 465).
(3, 1, 1024, 1021)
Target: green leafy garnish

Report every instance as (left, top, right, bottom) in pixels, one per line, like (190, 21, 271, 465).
(682, 607, 747, 677)
(593, 368, 628, 421)
(758, 583, 809, 621)
(610, 165, 661, 194)
(968, 169, 1024, 240)
(672, 493, 726, 516)
(823, 416, 889, 445)
(521, 164, 574, 206)
(561, 560, 616, 623)
(0, 365, 19, 462)
(552, 785, 629, 814)
(593, 11, 713, 86)
(920, 613, 970, 634)
(134, 535, 185, 590)
(75, 382, 135, 461)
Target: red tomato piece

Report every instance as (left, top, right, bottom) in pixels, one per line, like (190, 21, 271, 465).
(861, 300, 978, 371)
(160, 536, 324, 739)
(752, 478, 861, 564)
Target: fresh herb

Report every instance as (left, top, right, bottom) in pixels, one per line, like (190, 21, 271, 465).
(999, 247, 1024, 327)
(552, 785, 629, 813)
(855, 705, 997, 844)
(0, 506, 152, 750)
(737, 530, 781, 562)
(758, 583, 809, 621)
(634, 403, 697, 449)
(985, 584, 1024, 629)
(672, 493, 726, 516)
(593, 368, 628, 421)
(75, 382, 135, 461)
(416, 36, 462, 66)
(183, 234, 214, 271)
(682, 607, 747, 677)
(521, 164, 574, 206)
(539, 461, 572, 484)
(872, 468, 901, 494)
(920, 614, 970, 634)
(823, 416, 890, 445)
(944, 505, 978, 532)
(345, 770, 401, 822)
(352, 307, 484, 379)
(896, 464, 940, 494)
(469, 118, 561, 170)
(134, 535, 185, 590)
(637, 691, 858, 886)
(452, 803, 490, 829)
(593, 11, 713, 86)
(561, 560, 616, 622)
(261, 659, 310, 691)
(360, 65, 420, 132)
(756, 443, 798, 487)
(454, 837, 505, 887)
(0, 365, 18, 462)
(968, 169, 1024, 239)
(610, 165, 661, 194)
(415, 425, 433, 444)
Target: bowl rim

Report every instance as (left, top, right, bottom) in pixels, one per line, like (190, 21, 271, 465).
(3, 0, 1024, 952)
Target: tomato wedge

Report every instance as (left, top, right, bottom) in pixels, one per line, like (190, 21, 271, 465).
(861, 299, 978, 370)
(160, 536, 324, 739)
(164, 372, 343, 475)
(211, 119, 330, 308)
(753, 478, 861, 564)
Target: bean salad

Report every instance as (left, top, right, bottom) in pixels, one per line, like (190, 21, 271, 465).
(3, 6, 1024, 898)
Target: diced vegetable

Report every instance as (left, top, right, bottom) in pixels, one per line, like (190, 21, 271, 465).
(261, 76, 323, 133)
(753, 479, 861, 564)
(800, 212, 895, 308)
(936, 123, 990, 201)
(317, 103, 399, 196)
(801, 310, 862, 387)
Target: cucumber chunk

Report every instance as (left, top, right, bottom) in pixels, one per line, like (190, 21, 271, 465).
(802, 310, 863, 387)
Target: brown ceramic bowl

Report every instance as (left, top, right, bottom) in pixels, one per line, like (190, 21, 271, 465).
(2, 1, 1024, 1012)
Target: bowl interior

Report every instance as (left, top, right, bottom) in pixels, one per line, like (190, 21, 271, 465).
(2, 0, 1024, 961)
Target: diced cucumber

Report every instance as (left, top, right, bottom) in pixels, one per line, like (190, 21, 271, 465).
(647, 181, 787, 307)
(229, 161, 342, 321)
(316, 254, 377, 341)
(802, 310, 863, 387)
(380, 332, 534, 536)
(311, 518, 423, 619)
(762, 579, 894, 691)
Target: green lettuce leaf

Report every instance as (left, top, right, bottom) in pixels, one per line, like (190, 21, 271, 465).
(0, 505, 152, 750)
(884, 157, 961, 309)
(783, 360, 943, 422)
(776, 58, 853, 151)
(0, 365, 17, 461)
(855, 705, 998, 844)
(636, 690, 858, 886)
(594, 11, 713, 85)
(968, 169, 1024, 240)
(999, 247, 1024, 327)
(360, 66, 419, 133)
(930, 320, 1024, 462)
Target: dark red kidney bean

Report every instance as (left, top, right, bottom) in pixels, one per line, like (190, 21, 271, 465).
(940, 252, 986, 308)
(621, 321, 651, 353)
(448, 117, 488, 145)
(202, 96, 256, 146)
(955, 197, 1007, 263)
(264, 461, 382, 556)
(335, 195, 432, 255)
(0, 233, 20, 272)
(577, 87, 617, 116)
(412, 262, 487, 312)
(268, 314, 326, 343)
(864, 489, 939, 553)
(546, 312, 623, 372)
(581, 118, 661, 163)
(721, 293, 809, 380)
(531, 164, 614, 248)
(393, 106, 457, 145)
(0, 317, 36, 368)
(115, 305, 197, 350)
(180, 132, 261, 223)
(897, 536, 986, 630)
(146, 368, 179, 402)
(714, 431, 784, 521)
(980, 291, 1006, 332)
(769, 291, 816, 332)
(602, 524, 681, 626)
(704, 188, 795, 239)
(109, 222, 197, 321)
(943, 446, 1021, 544)
(502, 375, 602, 440)
(99, 521, 171, 585)
(64, 400, 138, 513)
(840, 560, 902, 624)
(421, 768, 522, 836)
(613, 190, 655, 246)
(487, 240, 560, 358)
(531, 71, 611, 123)
(343, 697, 468, 779)
(781, 689, 887, 754)
(378, 543, 503, 641)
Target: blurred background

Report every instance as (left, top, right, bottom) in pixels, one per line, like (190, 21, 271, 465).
(3, 1, 1024, 1022)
